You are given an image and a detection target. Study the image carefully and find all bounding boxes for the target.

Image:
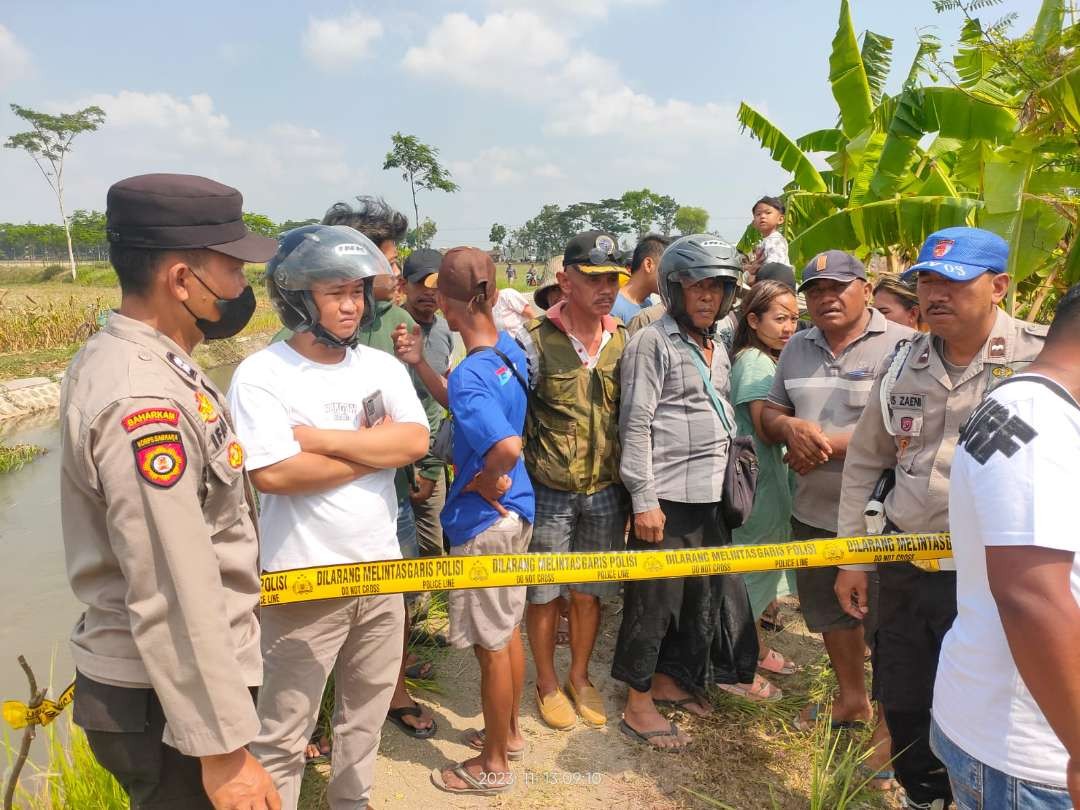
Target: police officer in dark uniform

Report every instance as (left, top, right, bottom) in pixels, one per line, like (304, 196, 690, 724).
(60, 174, 281, 809)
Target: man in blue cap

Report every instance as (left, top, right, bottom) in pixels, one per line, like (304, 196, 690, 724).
(834, 227, 1048, 809)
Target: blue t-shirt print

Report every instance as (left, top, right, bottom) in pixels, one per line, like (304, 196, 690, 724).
(440, 332, 535, 545)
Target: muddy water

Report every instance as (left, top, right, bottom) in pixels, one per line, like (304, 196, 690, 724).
(0, 364, 236, 757)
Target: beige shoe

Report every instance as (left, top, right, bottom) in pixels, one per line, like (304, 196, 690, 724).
(565, 681, 607, 728)
(535, 685, 576, 730)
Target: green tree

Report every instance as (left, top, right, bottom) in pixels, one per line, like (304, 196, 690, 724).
(406, 217, 438, 249)
(279, 218, 320, 231)
(674, 206, 710, 235)
(382, 132, 459, 231)
(242, 212, 279, 239)
(68, 209, 107, 260)
(4, 104, 106, 279)
(489, 223, 508, 256)
(653, 194, 679, 236)
(619, 189, 661, 236)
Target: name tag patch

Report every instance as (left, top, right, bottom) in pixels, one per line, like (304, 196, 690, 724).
(889, 392, 925, 436)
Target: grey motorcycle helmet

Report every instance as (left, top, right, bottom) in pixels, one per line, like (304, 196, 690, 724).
(266, 225, 392, 348)
(658, 234, 742, 337)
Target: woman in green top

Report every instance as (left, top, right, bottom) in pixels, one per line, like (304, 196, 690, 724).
(729, 281, 800, 676)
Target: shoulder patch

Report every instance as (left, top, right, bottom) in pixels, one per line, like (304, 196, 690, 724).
(131, 431, 187, 488)
(227, 441, 244, 469)
(166, 351, 197, 380)
(194, 391, 219, 423)
(121, 406, 180, 433)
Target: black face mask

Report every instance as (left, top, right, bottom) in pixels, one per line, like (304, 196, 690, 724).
(184, 272, 256, 340)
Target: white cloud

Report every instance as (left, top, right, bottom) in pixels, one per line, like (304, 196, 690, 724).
(303, 11, 383, 71)
(0, 24, 32, 88)
(403, 11, 567, 92)
(403, 10, 736, 144)
(489, 0, 662, 20)
(25, 91, 367, 217)
(449, 146, 566, 188)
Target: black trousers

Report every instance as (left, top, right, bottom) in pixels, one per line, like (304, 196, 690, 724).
(74, 671, 255, 809)
(611, 500, 758, 693)
(875, 561, 957, 805)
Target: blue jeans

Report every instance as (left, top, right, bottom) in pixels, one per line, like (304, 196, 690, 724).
(930, 719, 1071, 810)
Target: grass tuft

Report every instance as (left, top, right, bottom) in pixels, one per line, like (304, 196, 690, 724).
(0, 442, 45, 474)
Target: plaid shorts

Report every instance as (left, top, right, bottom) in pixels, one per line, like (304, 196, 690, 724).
(526, 482, 629, 604)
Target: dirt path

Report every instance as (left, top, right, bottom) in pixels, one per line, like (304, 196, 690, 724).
(299, 599, 902, 810)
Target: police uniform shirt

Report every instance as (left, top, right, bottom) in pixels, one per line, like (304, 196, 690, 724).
(60, 311, 262, 757)
(838, 307, 1048, 540)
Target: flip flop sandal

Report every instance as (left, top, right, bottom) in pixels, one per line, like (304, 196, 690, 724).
(430, 762, 514, 796)
(792, 703, 870, 732)
(653, 697, 711, 718)
(716, 677, 783, 703)
(618, 719, 687, 752)
(859, 766, 898, 791)
(387, 704, 438, 739)
(404, 659, 434, 680)
(757, 648, 798, 676)
(304, 730, 331, 765)
(463, 728, 526, 761)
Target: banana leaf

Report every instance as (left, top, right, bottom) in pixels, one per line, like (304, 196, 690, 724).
(1031, 0, 1065, 52)
(787, 196, 980, 266)
(1063, 225, 1080, 285)
(737, 103, 828, 192)
(797, 128, 846, 153)
(903, 30, 941, 89)
(1038, 64, 1080, 131)
(848, 131, 887, 206)
(861, 31, 894, 106)
(829, 0, 874, 137)
(867, 87, 1017, 200)
(784, 192, 848, 239)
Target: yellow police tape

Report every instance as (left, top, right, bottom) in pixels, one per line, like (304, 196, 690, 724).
(2, 681, 74, 730)
(259, 532, 952, 607)
(2, 532, 951, 729)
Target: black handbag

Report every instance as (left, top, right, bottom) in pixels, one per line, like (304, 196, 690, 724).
(681, 338, 759, 530)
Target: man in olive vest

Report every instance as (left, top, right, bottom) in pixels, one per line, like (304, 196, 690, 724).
(515, 231, 630, 731)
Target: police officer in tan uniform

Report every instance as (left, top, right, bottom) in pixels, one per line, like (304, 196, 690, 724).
(833, 227, 1047, 810)
(60, 174, 281, 809)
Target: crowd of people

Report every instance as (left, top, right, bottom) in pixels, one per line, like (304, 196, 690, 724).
(57, 172, 1080, 810)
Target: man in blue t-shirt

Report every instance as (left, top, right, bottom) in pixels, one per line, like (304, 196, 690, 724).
(428, 247, 534, 797)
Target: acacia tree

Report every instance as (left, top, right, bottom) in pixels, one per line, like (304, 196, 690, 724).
(4, 104, 106, 279)
(382, 132, 459, 230)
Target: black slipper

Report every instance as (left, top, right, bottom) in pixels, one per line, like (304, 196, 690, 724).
(387, 704, 438, 739)
(618, 719, 687, 752)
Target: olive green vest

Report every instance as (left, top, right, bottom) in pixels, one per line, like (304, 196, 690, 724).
(523, 317, 626, 494)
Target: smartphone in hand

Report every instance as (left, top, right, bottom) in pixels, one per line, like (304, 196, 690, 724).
(362, 390, 386, 427)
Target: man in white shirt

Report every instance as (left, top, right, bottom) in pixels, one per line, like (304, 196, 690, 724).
(228, 225, 429, 810)
(932, 283, 1080, 810)
(492, 284, 536, 333)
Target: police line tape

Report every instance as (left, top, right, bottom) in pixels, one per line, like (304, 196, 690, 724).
(3, 532, 952, 729)
(260, 532, 953, 607)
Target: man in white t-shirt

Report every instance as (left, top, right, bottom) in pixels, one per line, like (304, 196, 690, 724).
(932, 283, 1080, 810)
(492, 284, 536, 333)
(228, 225, 429, 810)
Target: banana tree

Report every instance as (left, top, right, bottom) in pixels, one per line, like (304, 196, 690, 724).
(736, 0, 1080, 322)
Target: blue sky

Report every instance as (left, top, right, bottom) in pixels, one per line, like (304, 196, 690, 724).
(0, 0, 1039, 248)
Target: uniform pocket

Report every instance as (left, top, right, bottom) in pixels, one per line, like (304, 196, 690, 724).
(533, 372, 579, 432)
(204, 446, 246, 533)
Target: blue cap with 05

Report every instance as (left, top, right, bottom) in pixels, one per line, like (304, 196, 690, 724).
(902, 227, 1008, 282)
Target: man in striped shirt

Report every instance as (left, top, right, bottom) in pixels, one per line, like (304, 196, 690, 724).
(762, 250, 912, 732)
